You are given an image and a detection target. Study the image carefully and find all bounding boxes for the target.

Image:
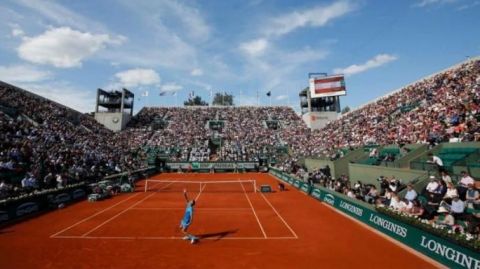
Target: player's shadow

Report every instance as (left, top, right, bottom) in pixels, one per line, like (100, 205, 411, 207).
(197, 229, 238, 241)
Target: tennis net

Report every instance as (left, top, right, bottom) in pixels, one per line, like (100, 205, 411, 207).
(144, 179, 257, 193)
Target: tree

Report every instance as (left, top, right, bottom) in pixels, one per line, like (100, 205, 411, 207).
(341, 106, 351, 114)
(212, 93, 234, 106)
(184, 96, 208, 106)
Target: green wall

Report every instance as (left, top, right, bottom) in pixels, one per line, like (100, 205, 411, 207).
(305, 148, 366, 178)
(269, 168, 480, 269)
(441, 142, 480, 149)
(304, 158, 335, 176)
(396, 144, 428, 168)
(348, 163, 427, 188)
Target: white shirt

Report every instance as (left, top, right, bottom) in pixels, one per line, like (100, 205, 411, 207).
(405, 189, 417, 201)
(347, 191, 355, 198)
(390, 197, 402, 210)
(389, 182, 398, 192)
(426, 181, 439, 193)
(451, 199, 465, 213)
(460, 175, 474, 187)
(21, 178, 28, 188)
(396, 200, 408, 211)
(444, 188, 458, 199)
(432, 156, 443, 166)
(442, 175, 452, 184)
(56, 175, 63, 186)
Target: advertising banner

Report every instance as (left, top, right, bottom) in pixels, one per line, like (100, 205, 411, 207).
(268, 168, 480, 269)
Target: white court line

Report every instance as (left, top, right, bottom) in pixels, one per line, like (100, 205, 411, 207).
(53, 235, 137, 239)
(239, 180, 267, 238)
(50, 193, 141, 238)
(194, 183, 207, 201)
(52, 235, 297, 240)
(130, 207, 251, 211)
(260, 192, 298, 239)
(81, 182, 174, 237)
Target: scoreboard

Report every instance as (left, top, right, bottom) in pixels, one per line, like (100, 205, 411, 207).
(309, 74, 346, 98)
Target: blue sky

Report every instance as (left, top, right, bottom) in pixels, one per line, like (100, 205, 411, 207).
(0, 0, 479, 113)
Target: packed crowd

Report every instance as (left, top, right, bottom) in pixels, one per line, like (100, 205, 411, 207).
(135, 107, 217, 161)
(128, 59, 480, 165)
(412, 171, 480, 234)
(284, 59, 480, 159)
(129, 59, 480, 166)
(130, 106, 300, 162)
(0, 83, 147, 200)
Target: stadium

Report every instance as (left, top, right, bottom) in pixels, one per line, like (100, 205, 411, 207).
(1, 1, 480, 269)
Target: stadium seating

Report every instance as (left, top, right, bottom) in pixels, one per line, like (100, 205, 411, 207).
(0, 82, 147, 200)
(0, 59, 479, 247)
(129, 106, 303, 162)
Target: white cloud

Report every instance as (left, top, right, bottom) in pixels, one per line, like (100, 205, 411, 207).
(237, 45, 330, 99)
(119, 0, 210, 43)
(264, 1, 356, 37)
(191, 68, 203, 76)
(333, 54, 398, 76)
(276, 95, 288, 100)
(105, 0, 209, 71)
(160, 82, 183, 93)
(99, 19, 197, 71)
(413, 0, 458, 7)
(14, 0, 108, 32)
(9, 23, 24, 37)
(457, 1, 480, 10)
(237, 1, 351, 73)
(18, 27, 124, 68)
(162, 1, 211, 42)
(187, 80, 213, 92)
(283, 47, 329, 64)
(17, 81, 95, 113)
(243, 46, 328, 81)
(12, 28, 24, 37)
(114, 68, 161, 88)
(101, 41, 194, 70)
(240, 38, 269, 56)
(0, 64, 52, 83)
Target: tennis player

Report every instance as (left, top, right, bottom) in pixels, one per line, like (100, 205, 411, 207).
(180, 189, 197, 244)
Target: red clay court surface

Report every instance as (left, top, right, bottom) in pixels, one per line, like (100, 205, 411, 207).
(0, 173, 440, 269)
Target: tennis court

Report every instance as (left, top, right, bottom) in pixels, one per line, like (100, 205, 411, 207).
(0, 173, 441, 269)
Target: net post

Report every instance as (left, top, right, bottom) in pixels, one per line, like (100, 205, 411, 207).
(253, 179, 257, 193)
(144, 179, 148, 192)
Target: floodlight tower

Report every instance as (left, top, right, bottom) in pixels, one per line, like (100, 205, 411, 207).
(94, 88, 134, 132)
